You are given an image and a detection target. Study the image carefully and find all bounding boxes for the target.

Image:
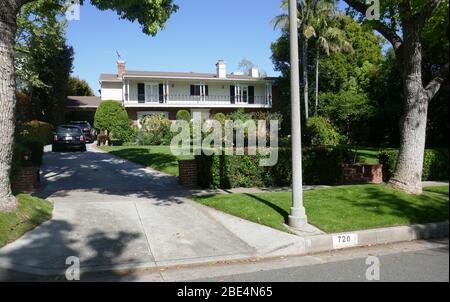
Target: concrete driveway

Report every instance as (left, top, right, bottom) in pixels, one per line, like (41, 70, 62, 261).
(0, 144, 304, 277)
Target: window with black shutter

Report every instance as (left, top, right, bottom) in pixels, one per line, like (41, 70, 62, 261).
(248, 86, 255, 104)
(205, 85, 209, 96)
(230, 85, 235, 104)
(159, 83, 164, 103)
(138, 83, 145, 103)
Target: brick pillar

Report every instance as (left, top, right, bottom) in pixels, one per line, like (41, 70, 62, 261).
(12, 166, 40, 193)
(342, 164, 384, 184)
(178, 160, 198, 188)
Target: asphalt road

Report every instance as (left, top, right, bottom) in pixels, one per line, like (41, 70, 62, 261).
(1, 239, 448, 282)
(193, 243, 449, 282)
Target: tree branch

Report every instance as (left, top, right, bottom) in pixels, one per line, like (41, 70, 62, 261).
(419, 0, 442, 27)
(424, 62, 449, 101)
(343, 0, 403, 50)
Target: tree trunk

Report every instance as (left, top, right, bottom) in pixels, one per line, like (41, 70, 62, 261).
(302, 37, 309, 120)
(388, 20, 428, 195)
(315, 49, 319, 116)
(0, 2, 19, 212)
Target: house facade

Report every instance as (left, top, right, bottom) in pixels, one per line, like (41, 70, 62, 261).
(98, 60, 278, 125)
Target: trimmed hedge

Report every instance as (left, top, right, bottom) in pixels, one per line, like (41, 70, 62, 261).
(18, 120, 53, 145)
(196, 147, 346, 189)
(10, 120, 50, 183)
(378, 149, 449, 182)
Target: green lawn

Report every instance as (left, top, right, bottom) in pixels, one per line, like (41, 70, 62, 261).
(424, 186, 449, 196)
(0, 194, 53, 247)
(100, 145, 194, 176)
(343, 146, 397, 164)
(194, 184, 449, 233)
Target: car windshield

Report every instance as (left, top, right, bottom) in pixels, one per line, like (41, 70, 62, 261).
(57, 126, 82, 135)
(69, 122, 90, 128)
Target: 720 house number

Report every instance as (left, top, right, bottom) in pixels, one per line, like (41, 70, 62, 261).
(337, 235, 352, 243)
(332, 233, 358, 249)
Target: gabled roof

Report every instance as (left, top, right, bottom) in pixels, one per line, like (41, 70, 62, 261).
(100, 70, 275, 82)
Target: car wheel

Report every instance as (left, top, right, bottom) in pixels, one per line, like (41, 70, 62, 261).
(81, 145, 87, 152)
(52, 145, 59, 152)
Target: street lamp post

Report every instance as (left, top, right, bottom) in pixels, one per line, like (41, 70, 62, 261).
(288, 0, 308, 229)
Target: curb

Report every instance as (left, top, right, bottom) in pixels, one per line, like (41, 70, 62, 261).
(1, 221, 447, 279)
(303, 221, 449, 254)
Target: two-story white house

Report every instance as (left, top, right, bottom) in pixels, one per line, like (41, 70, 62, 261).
(96, 60, 278, 125)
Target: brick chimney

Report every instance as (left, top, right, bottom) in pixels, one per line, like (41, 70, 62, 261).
(117, 60, 126, 79)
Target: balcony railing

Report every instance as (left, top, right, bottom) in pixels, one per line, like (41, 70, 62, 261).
(126, 94, 272, 106)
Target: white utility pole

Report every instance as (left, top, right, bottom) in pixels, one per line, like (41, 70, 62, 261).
(288, 0, 308, 228)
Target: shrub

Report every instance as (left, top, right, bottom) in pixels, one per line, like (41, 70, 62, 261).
(17, 120, 53, 145)
(94, 100, 133, 143)
(196, 147, 346, 189)
(137, 114, 173, 146)
(213, 112, 227, 124)
(378, 149, 449, 182)
(271, 147, 345, 186)
(176, 109, 191, 122)
(305, 116, 341, 147)
(319, 91, 375, 143)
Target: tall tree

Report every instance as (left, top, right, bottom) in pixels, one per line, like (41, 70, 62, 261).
(272, 0, 320, 120)
(0, 0, 178, 212)
(345, 0, 449, 194)
(16, 1, 74, 125)
(67, 77, 95, 96)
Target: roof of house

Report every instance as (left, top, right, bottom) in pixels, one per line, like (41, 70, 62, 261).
(67, 96, 101, 108)
(100, 71, 276, 82)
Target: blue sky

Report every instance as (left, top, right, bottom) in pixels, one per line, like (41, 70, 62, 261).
(66, 0, 289, 95)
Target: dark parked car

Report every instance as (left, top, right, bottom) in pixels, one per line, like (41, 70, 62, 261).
(52, 125, 87, 152)
(68, 121, 95, 143)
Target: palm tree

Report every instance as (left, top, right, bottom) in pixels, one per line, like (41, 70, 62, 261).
(272, 0, 318, 120)
(271, 0, 341, 120)
(311, 7, 353, 115)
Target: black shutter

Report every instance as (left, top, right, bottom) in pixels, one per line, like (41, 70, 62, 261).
(205, 85, 209, 96)
(248, 86, 255, 104)
(159, 84, 164, 103)
(190, 85, 195, 96)
(138, 83, 145, 103)
(230, 85, 235, 104)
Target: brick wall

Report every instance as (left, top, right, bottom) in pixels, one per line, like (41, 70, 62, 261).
(178, 160, 198, 187)
(12, 166, 40, 193)
(342, 163, 383, 184)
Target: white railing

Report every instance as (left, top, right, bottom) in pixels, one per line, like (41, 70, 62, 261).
(126, 94, 272, 106)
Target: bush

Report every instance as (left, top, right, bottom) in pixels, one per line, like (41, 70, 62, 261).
(94, 100, 133, 143)
(271, 147, 345, 186)
(213, 113, 227, 124)
(17, 120, 53, 145)
(196, 147, 346, 189)
(319, 91, 375, 144)
(305, 116, 342, 147)
(176, 110, 191, 122)
(378, 149, 449, 182)
(137, 114, 173, 146)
